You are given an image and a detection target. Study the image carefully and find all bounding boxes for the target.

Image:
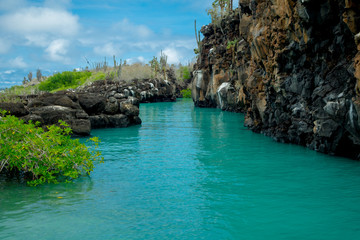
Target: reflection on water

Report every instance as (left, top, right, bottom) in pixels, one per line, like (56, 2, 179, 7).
(1, 99, 360, 240)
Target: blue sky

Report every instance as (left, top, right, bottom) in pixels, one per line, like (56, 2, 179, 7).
(0, 0, 221, 88)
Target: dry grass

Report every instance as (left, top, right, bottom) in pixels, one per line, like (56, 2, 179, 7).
(120, 63, 152, 82)
(85, 63, 153, 83)
(1, 85, 40, 96)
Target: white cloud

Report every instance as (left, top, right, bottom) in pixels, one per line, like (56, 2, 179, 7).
(1, 81, 17, 84)
(0, 7, 80, 36)
(4, 70, 15, 74)
(0, 38, 11, 54)
(94, 42, 121, 56)
(0, 0, 27, 11)
(137, 56, 146, 63)
(45, 39, 70, 63)
(126, 56, 147, 64)
(9, 57, 27, 68)
(162, 48, 182, 64)
(112, 19, 154, 39)
(25, 34, 50, 47)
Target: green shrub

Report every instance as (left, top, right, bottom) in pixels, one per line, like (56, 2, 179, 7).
(180, 66, 191, 81)
(0, 95, 22, 103)
(180, 89, 192, 98)
(93, 72, 106, 81)
(227, 39, 238, 50)
(0, 110, 103, 186)
(38, 71, 92, 92)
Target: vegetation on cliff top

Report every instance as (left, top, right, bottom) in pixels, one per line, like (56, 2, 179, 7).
(0, 110, 103, 186)
(207, 0, 234, 23)
(38, 71, 92, 92)
(1, 54, 193, 100)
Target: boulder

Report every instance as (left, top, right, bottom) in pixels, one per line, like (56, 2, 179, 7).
(89, 114, 129, 129)
(0, 102, 29, 117)
(120, 103, 139, 117)
(78, 93, 106, 115)
(25, 105, 91, 136)
(27, 93, 80, 109)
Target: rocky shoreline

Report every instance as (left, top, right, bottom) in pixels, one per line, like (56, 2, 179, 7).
(0, 78, 177, 136)
(192, 0, 360, 159)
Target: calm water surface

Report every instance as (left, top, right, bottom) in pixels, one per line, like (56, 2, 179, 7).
(1, 99, 360, 239)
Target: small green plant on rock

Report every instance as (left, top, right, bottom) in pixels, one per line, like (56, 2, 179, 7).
(180, 89, 192, 98)
(226, 39, 238, 50)
(0, 110, 103, 186)
(227, 39, 238, 63)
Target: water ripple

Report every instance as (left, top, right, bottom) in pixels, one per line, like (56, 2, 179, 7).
(1, 99, 360, 239)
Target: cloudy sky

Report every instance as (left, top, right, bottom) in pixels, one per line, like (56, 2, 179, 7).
(0, 0, 220, 88)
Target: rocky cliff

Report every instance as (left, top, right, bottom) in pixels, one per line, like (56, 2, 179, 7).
(0, 78, 176, 136)
(192, 0, 360, 159)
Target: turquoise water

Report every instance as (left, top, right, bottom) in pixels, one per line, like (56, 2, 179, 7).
(1, 98, 360, 239)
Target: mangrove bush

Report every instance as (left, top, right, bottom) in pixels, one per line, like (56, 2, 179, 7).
(0, 111, 103, 186)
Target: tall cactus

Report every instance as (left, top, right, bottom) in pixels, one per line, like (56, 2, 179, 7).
(117, 59, 122, 79)
(160, 50, 168, 80)
(113, 55, 117, 68)
(194, 20, 202, 64)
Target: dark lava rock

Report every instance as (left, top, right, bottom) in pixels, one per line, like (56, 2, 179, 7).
(78, 93, 106, 115)
(0, 102, 29, 117)
(191, 1, 360, 159)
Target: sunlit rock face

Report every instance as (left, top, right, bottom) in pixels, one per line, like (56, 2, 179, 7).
(192, 0, 360, 159)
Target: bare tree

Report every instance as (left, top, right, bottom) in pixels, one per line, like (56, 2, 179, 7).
(160, 50, 168, 80)
(28, 72, 33, 82)
(36, 69, 42, 81)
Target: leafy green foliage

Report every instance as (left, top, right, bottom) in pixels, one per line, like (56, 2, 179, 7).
(178, 66, 191, 82)
(38, 71, 92, 92)
(92, 72, 106, 81)
(0, 110, 103, 186)
(180, 89, 192, 98)
(227, 39, 238, 50)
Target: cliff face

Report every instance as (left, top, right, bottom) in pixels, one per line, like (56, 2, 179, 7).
(192, 0, 360, 159)
(0, 78, 176, 136)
